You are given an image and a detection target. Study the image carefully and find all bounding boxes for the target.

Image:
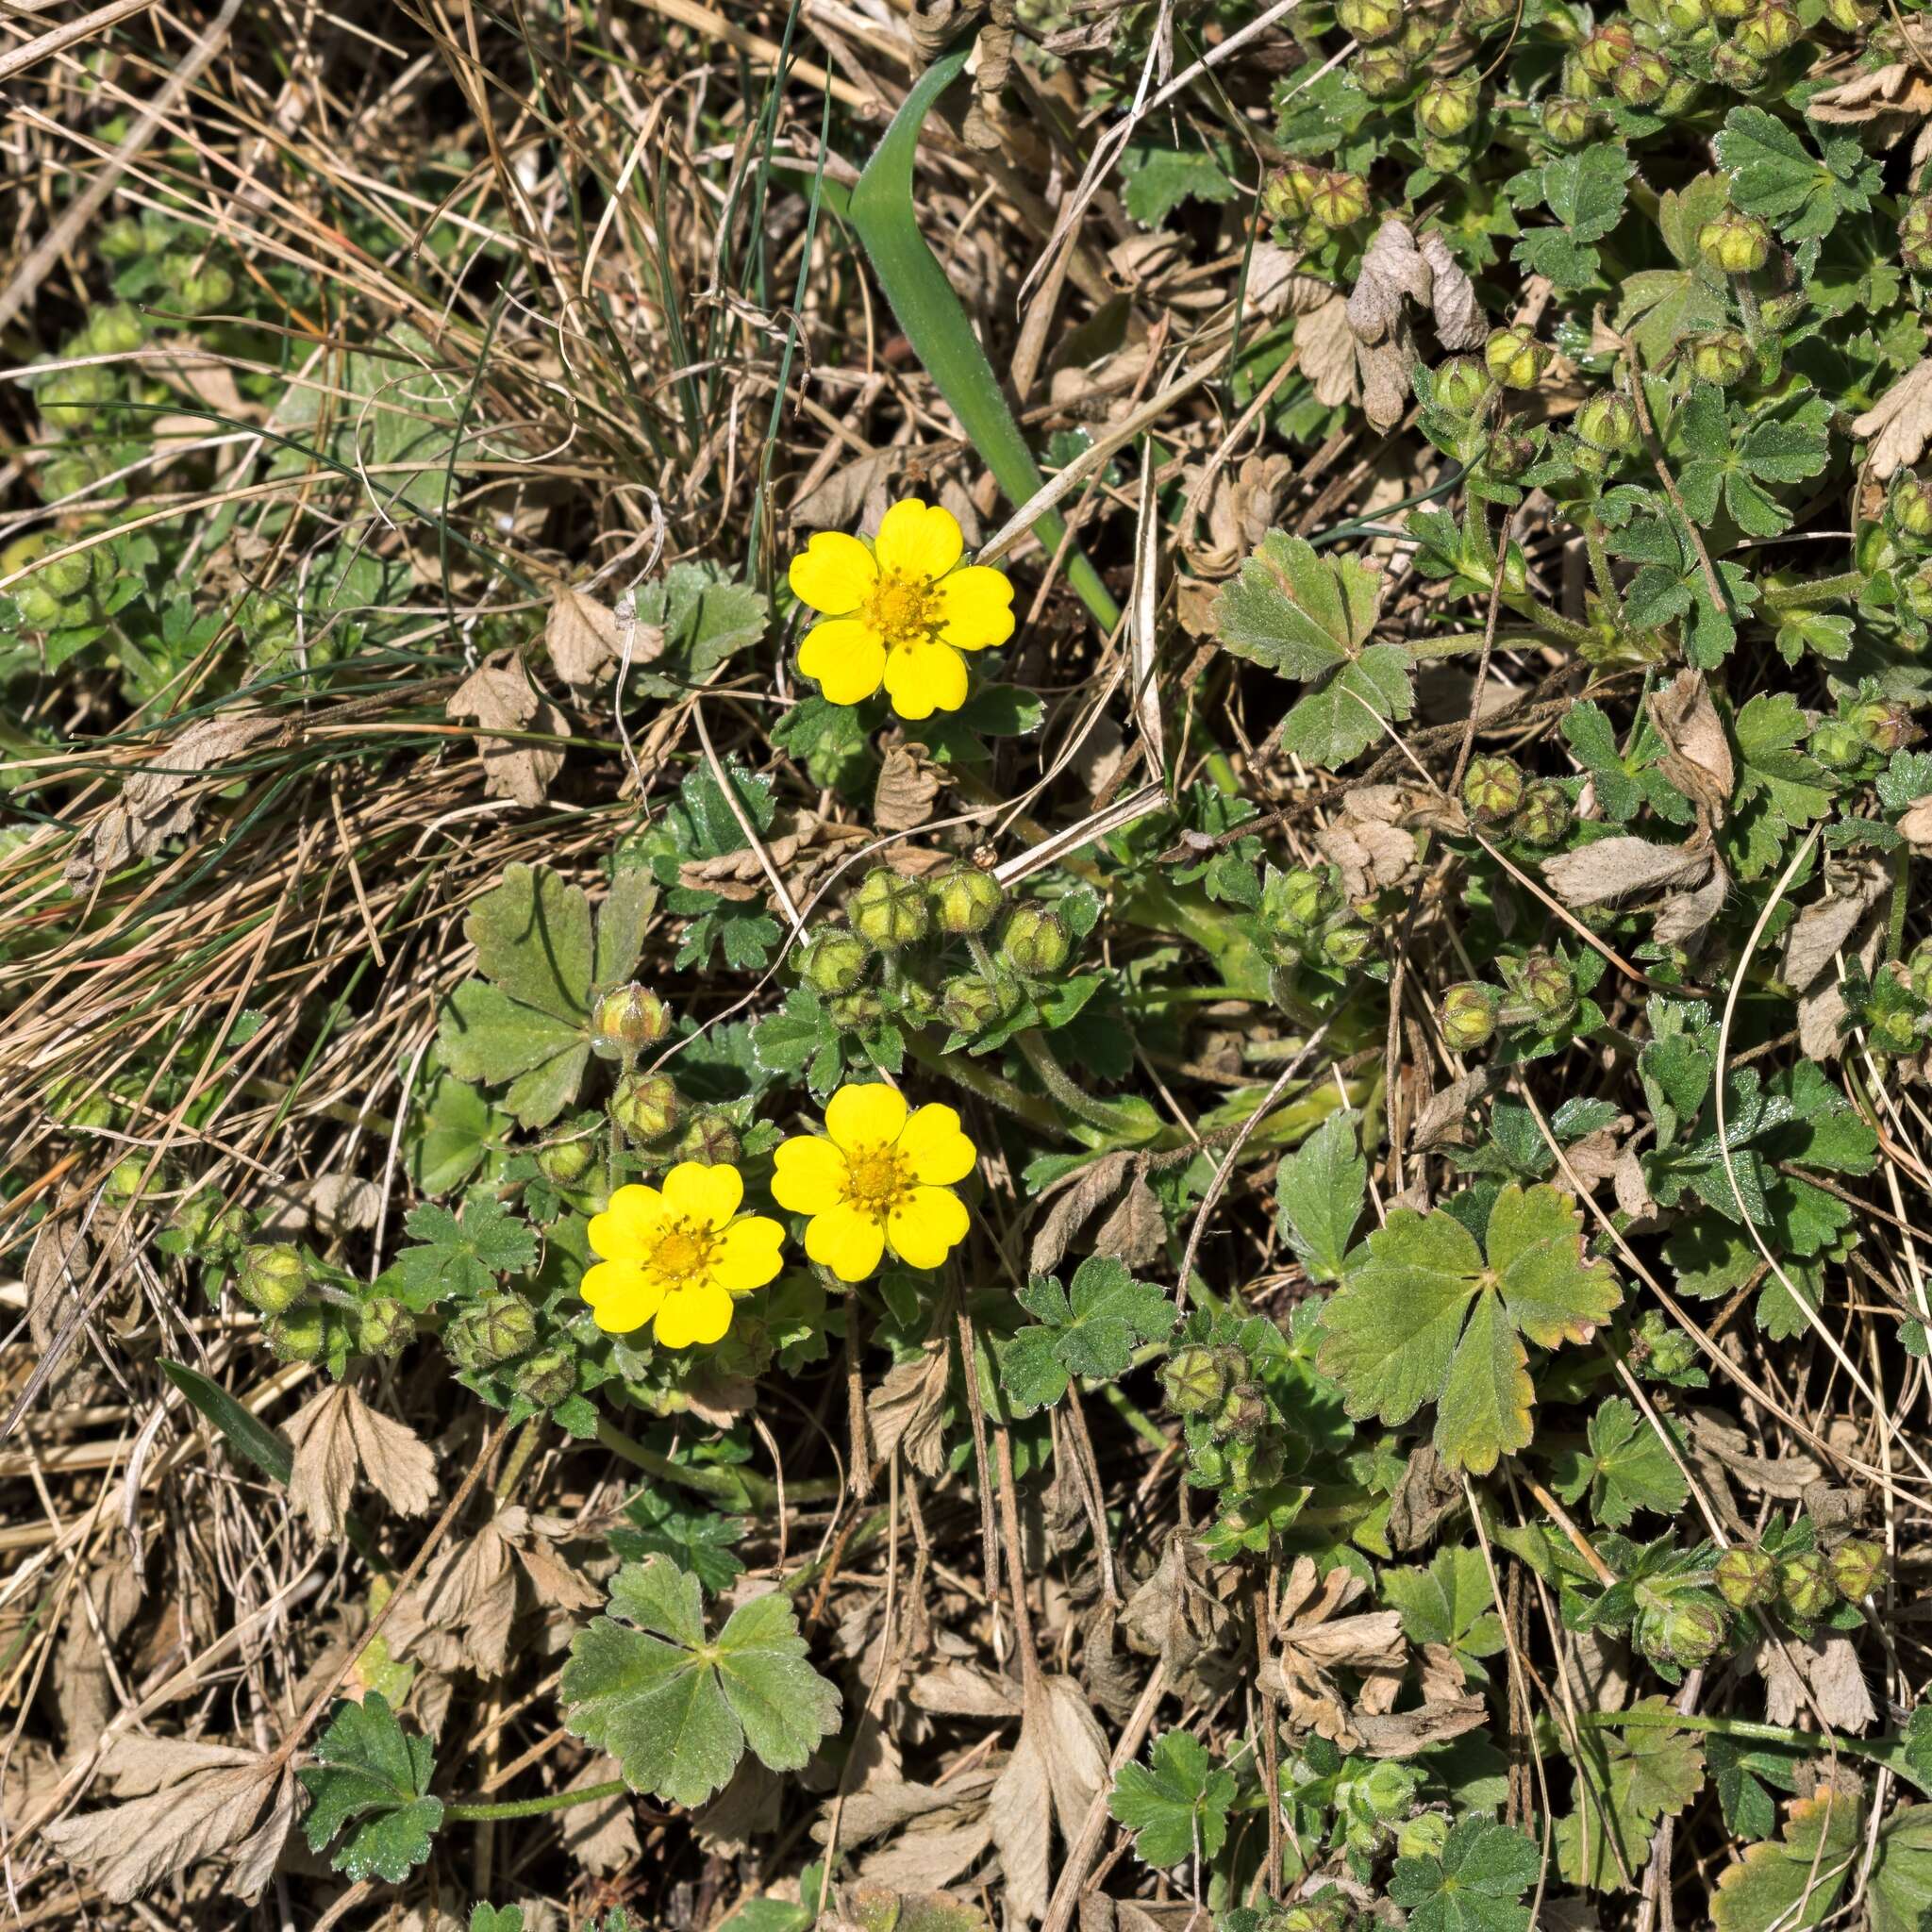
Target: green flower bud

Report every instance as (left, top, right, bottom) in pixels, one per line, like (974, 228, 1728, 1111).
(1874, 998, 1922, 1055)
(939, 972, 1008, 1034)
(1485, 325, 1550, 391)
(356, 1294, 414, 1358)
(98, 217, 146, 260)
(168, 263, 236, 315)
(826, 986, 887, 1030)
(1400, 9, 1442, 52)
(1441, 982, 1498, 1052)
(237, 1242, 309, 1315)
(1688, 328, 1753, 387)
(266, 1303, 329, 1363)
(1636, 1307, 1699, 1378)
(1733, 0, 1801, 56)
(1779, 1548, 1835, 1620)
(1715, 1544, 1778, 1608)
(1214, 1379, 1269, 1441)
(1579, 20, 1638, 76)
(677, 1110, 742, 1167)
(1638, 1596, 1728, 1668)
(1907, 939, 1932, 1003)
(852, 867, 931, 949)
(14, 580, 65, 628)
(1822, 0, 1877, 24)
(1894, 472, 1932, 541)
(1698, 206, 1773, 274)
(1362, 1759, 1422, 1821)
(1513, 781, 1574, 847)
(1809, 718, 1865, 771)
(1520, 951, 1576, 1024)
(1263, 161, 1324, 224)
(800, 927, 871, 996)
(1356, 44, 1413, 96)
(34, 550, 92, 603)
(1660, 0, 1707, 36)
(1483, 429, 1537, 480)
(1462, 0, 1516, 28)
(1277, 1895, 1354, 1932)
(590, 982, 671, 1058)
(1417, 74, 1479, 139)
(513, 1346, 578, 1407)
(928, 861, 1005, 936)
(1000, 904, 1073, 977)
(1397, 1812, 1453, 1860)
(1541, 95, 1597, 146)
(1849, 697, 1918, 757)
(1307, 171, 1372, 231)
(1338, 0, 1405, 41)
(1827, 1536, 1884, 1602)
(609, 1070, 680, 1143)
(1612, 46, 1672, 106)
(86, 305, 147, 357)
(1462, 753, 1525, 823)
(1710, 38, 1768, 87)
(39, 362, 117, 430)
(1910, 565, 1932, 628)
(1322, 923, 1373, 968)
(1273, 865, 1338, 932)
(1162, 1343, 1231, 1417)
(1710, 0, 1756, 18)
(537, 1137, 597, 1187)
(451, 1291, 538, 1369)
(1577, 391, 1641, 454)
(1433, 356, 1493, 416)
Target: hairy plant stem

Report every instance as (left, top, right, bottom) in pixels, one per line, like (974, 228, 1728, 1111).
(593, 1416, 839, 1510)
(1761, 571, 1864, 613)
(445, 1778, 630, 1823)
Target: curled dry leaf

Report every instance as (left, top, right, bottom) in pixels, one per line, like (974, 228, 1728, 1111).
(1541, 835, 1713, 908)
(910, 1660, 1025, 1720)
(1245, 242, 1336, 319)
(1754, 1632, 1876, 1734)
(1651, 856, 1730, 954)
(866, 1341, 951, 1478)
(1648, 671, 1734, 824)
(1897, 792, 1932, 848)
(446, 652, 568, 808)
(1851, 357, 1932, 481)
(1781, 863, 1889, 991)
(389, 1519, 518, 1675)
(545, 584, 625, 690)
(989, 1674, 1108, 1924)
(1317, 784, 1419, 900)
(284, 1383, 437, 1541)
(874, 741, 942, 834)
(1295, 294, 1359, 411)
(1030, 1150, 1141, 1277)
(559, 1755, 641, 1874)
(1259, 1556, 1408, 1749)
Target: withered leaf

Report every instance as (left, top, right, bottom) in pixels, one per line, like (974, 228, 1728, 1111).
(866, 1342, 951, 1477)
(1851, 358, 1932, 481)
(284, 1383, 437, 1541)
(1648, 670, 1734, 823)
(1420, 230, 1487, 351)
(989, 1675, 1108, 1924)
(1348, 218, 1432, 346)
(1294, 294, 1358, 409)
(1755, 1633, 1875, 1734)
(874, 741, 942, 834)
(446, 653, 568, 807)
(545, 585, 625, 689)
(1781, 866, 1888, 991)
(1029, 1150, 1140, 1277)
(388, 1520, 518, 1675)
(1541, 836, 1712, 908)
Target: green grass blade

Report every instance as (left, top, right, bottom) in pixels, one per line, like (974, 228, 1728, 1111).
(849, 50, 1121, 634)
(161, 1357, 294, 1485)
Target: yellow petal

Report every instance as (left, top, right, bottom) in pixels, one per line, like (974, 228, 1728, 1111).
(660, 1159, 742, 1229)
(825, 1080, 908, 1152)
(934, 566, 1015, 649)
(587, 1185, 663, 1263)
(581, 1259, 665, 1334)
(799, 617, 887, 705)
(887, 1185, 970, 1270)
(773, 1133, 848, 1214)
(713, 1216, 786, 1292)
(874, 498, 962, 583)
(883, 641, 969, 721)
(655, 1282, 735, 1348)
(805, 1202, 887, 1282)
(788, 530, 877, 614)
(897, 1103, 977, 1186)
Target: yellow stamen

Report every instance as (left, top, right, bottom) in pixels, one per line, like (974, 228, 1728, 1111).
(863, 573, 937, 648)
(646, 1220, 718, 1287)
(842, 1143, 915, 1223)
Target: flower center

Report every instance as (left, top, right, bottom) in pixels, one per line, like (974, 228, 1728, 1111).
(863, 573, 937, 648)
(842, 1143, 915, 1223)
(646, 1220, 717, 1287)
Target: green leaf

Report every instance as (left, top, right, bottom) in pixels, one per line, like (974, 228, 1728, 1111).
(1716, 106, 1874, 242)
(635, 562, 768, 683)
(159, 1357, 293, 1486)
(298, 1691, 443, 1883)
(1874, 1804, 1932, 1932)
(998, 1256, 1175, 1415)
(1559, 1702, 1705, 1892)
(1562, 702, 1645, 823)
(1550, 1396, 1689, 1529)
(1279, 641, 1416, 769)
(472, 1910, 525, 1932)
(408, 1074, 508, 1195)
(610, 1486, 747, 1595)
(1274, 1108, 1366, 1285)
(560, 1557, 841, 1807)
(1318, 1183, 1621, 1473)
(1515, 144, 1630, 288)
(1711, 1790, 1861, 1932)
(1121, 141, 1239, 227)
(390, 1191, 537, 1310)
(1389, 1815, 1540, 1932)
(1382, 1547, 1505, 1680)
(1215, 534, 1381, 681)
(1108, 1731, 1237, 1868)
(1731, 693, 1832, 836)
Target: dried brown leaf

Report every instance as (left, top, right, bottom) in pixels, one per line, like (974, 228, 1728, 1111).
(1294, 295, 1358, 409)
(1541, 836, 1712, 908)
(284, 1383, 437, 1541)
(389, 1520, 517, 1675)
(910, 1661, 1024, 1720)
(1420, 230, 1488, 351)
(1348, 218, 1431, 345)
(1029, 1151, 1140, 1277)
(1246, 244, 1335, 318)
(1807, 60, 1932, 132)
(874, 741, 942, 833)
(545, 585, 625, 690)
(1756, 1633, 1875, 1734)
(1093, 1167, 1165, 1272)
(867, 1342, 951, 1477)
(1648, 671, 1734, 823)
(990, 1676, 1108, 1924)
(1781, 866, 1889, 991)
(1898, 792, 1932, 847)
(559, 1755, 641, 1874)
(446, 653, 568, 807)
(1851, 358, 1932, 481)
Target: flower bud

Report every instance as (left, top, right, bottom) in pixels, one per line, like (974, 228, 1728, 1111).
(1698, 206, 1773, 274)
(1483, 429, 1537, 480)
(939, 972, 1008, 1034)
(1462, 0, 1516, 28)
(1338, 0, 1404, 41)
(1363, 1759, 1423, 1821)
(1849, 697, 1918, 756)
(1715, 1544, 1778, 1608)
(356, 1295, 414, 1358)
(1612, 47, 1672, 106)
(537, 1137, 597, 1187)
(168, 263, 236, 315)
(1433, 356, 1494, 416)
(1417, 74, 1479, 139)
(14, 579, 65, 627)
(1398, 1812, 1453, 1861)
(590, 982, 671, 1058)
(1462, 753, 1525, 823)
(1485, 325, 1550, 391)
(1689, 327, 1753, 387)
(1710, 38, 1768, 88)
(1779, 1548, 1834, 1620)
(1356, 44, 1413, 96)
(1263, 161, 1324, 224)
(1324, 923, 1374, 968)
(237, 1242, 309, 1315)
(1892, 471, 1932, 541)
(1162, 1342, 1231, 1417)
(1733, 0, 1801, 56)
(1513, 781, 1574, 847)
(1710, 0, 1755, 18)
(38, 363, 115, 429)
(1638, 1597, 1728, 1668)
(86, 305, 147, 358)
(1307, 171, 1371, 230)
(99, 217, 146, 260)
(1577, 391, 1641, 454)
(1520, 951, 1576, 1023)
(677, 1110, 742, 1167)
(852, 867, 931, 949)
(1809, 718, 1865, 771)
(450, 1291, 538, 1369)
(800, 928, 871, 996)
(1000, 904, 1073, 977)
(1215, 1379, 1268, 1441)
(1272, 866, 1336, 932)
(609, 1070, 680, 1143)
(1907, 939, 1932, 1002)
(1827, 1536, 1884, 1602)
(266, 1304, 329, 1363)
(1822, 0, 1877, 23)
(1441, 982, 1498, 1052)
(1579, 20, 1638, 76)
(514, 1346, 578, 1407)
(1541, 96, 1596, 145)
(929, 861, 1005, 936)
(1660, 0, 1707, 36)
(827, 987, 886, 1030)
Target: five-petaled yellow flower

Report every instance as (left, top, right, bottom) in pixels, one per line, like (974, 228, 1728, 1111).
(582, 1162, 784, 1348)
(789, 498, 1015, 721)
(772, 1083, 975, 1282)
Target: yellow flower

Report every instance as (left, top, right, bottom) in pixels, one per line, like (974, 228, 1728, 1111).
(581, 1162, 784, 1348)
(772, 1083, 975, 1282)
(788, 498, 1015, 721)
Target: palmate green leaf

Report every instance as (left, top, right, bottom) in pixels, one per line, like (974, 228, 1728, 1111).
(610, 1486, 746, 1595)
(1550, 1395, 1689, 1529)
(1108, 1731, 1237, 1868)
(389, 1191, 537, 1309)
(1513, 144, 1631, 291)
(1280, 641, 1415, 769)
(1562, 701, 1645, 822)
(1274, 1108, 1365, 1285)
(1674, 389, 1830, 541)
(560, 1557, 840, 1808)
(1389, 1815, 1540, 1932)
(1215, 533, 1381, 680)
(999, 1257, 1175, 1416)
(1711, 1790, 1862, 1932)
(1317, 1182, 1621, 1473)
(1559, 1701, 1705, 1892)
(1120, 140, 1238, 227)
(1716, 106, 1876, 243)
(1381, 1546, 1505, 1681)
(298, 1691, 443, 1884)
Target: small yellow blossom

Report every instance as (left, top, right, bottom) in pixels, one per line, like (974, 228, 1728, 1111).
(789, 498, 1015, 721)
(581, 1162, 784, 1348)
(772, 1083, 975, 1282)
